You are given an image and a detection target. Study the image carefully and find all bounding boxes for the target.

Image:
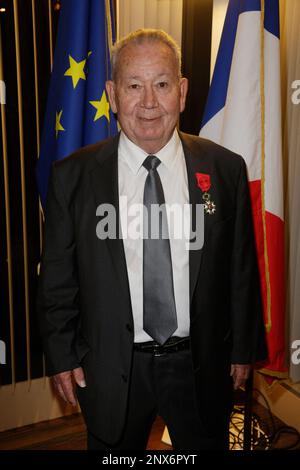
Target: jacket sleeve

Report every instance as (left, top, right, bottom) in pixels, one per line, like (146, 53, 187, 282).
(230, 157, 268, 364)
(37, 164, 80, 376)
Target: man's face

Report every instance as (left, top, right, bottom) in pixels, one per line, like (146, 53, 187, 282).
(106, 41, 188, 154)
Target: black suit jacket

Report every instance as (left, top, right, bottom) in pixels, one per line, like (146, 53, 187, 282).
(38, 132, 267, 444)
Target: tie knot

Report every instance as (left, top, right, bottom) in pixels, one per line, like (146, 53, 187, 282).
(143, 155, 161, 172)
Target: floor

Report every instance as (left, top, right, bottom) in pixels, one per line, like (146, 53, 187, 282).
(0, 414, 170, 451)
(0, 400, 299, 451)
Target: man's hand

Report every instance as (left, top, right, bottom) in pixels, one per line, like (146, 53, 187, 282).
(52, 367, 86, 406)
(230, 364, 252, 390)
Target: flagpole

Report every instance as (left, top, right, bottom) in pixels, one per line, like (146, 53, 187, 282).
(242, 0, 267, 450)
(13, 0, 31, 388)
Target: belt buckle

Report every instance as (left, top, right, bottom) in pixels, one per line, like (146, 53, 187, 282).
(153, 344, 166, 357)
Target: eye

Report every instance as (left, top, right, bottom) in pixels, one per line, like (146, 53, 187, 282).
(157, 81, 168, 89)
(129, 84, 140, 90)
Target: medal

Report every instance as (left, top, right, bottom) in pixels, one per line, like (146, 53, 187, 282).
(195, 173, 216, 215)
(202, 193, 216, 215)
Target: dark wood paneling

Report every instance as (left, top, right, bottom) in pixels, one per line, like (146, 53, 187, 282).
(0, 0, 58, 385)
(180, 0, 213, 135)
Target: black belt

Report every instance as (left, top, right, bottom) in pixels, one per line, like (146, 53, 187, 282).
(133, 336, 190, 357)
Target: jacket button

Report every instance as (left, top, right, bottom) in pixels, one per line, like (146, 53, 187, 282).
(126, 323, 133, 333)
(121, 374, 128, 383)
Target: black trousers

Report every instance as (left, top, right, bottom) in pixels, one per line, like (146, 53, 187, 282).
(87, 348, 229, 451)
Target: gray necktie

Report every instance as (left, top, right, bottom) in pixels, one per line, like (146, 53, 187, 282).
(142, 155, 177, 345)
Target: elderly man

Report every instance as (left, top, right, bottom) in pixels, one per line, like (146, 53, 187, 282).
(38, 29, 267, 450)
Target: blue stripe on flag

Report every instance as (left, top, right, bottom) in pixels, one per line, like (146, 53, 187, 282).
(239, 0, 261, 14)
(201, 2, 238, 127)
(264, 0, 280, 39)
(201, 0, 261, 128)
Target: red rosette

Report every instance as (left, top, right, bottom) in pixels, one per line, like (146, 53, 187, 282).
(195, 172, 211, 192)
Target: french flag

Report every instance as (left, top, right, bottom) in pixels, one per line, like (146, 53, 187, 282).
(200, 0, 286, 375)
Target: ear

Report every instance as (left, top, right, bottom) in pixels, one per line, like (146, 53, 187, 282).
(179, 77, 188, 113)
(105, 80, 118, 114)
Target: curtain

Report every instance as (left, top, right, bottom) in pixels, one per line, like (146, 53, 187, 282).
(117, 0, 183, 46)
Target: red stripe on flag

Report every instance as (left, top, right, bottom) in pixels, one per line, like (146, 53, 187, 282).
(249, 180, 286, 374)
(265, 210, 286, 373)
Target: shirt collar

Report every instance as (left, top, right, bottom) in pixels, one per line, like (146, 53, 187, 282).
(118, 129, 181, 175)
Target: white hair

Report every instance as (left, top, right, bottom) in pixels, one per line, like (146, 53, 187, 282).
(111, 28, 182, 81)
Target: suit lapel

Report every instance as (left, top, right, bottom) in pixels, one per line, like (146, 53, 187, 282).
(89, 135, 132, 307)
(180, 132, 212, 302)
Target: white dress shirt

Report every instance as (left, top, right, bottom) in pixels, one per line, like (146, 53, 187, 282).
(118, 129, 190, 342)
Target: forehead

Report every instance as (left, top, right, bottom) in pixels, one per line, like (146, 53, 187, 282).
(117, 41, 177, 78)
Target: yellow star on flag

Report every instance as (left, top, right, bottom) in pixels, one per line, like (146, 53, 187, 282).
(64, 55, 86, 89)
(55, 110, 65, 138)
(89, 90, 110, 122)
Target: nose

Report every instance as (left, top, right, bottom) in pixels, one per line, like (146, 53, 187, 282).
(141, 84, 158, 109)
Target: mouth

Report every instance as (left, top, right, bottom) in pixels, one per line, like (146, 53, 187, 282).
(138, 116, 161, 122)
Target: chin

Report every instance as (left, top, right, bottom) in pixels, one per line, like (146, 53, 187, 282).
(135, 129, 165, 142)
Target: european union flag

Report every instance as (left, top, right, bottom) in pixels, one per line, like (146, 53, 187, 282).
(36, 0, 118, 208)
